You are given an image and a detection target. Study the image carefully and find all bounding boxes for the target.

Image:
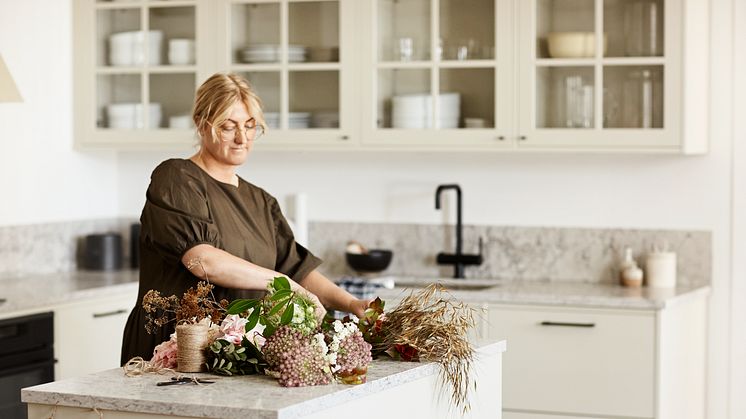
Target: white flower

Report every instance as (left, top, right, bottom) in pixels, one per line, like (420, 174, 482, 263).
(291, 303, 305, 324)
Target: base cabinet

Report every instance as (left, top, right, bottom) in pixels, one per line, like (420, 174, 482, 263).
(488, 297, 707, 419)
(54, 288, 138, 380)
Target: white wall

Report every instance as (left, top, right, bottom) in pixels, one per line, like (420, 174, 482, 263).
(730, 0, 746, 417)
(0, 0, 119, 227)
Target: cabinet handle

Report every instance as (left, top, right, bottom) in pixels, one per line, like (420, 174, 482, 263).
(0, 298, 6, 304)
(340, 135, 349, 140)
(540, 321, 595, 328)
(496, 135, 505, 141)
(93, 309, 128, 318)
(518, 135, 527, 141)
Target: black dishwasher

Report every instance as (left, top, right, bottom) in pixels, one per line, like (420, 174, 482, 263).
(0, 312, 54, 419)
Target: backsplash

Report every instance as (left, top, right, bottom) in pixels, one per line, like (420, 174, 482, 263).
(0, 219, 135, 277)
(0, 219, 711, 287)
(309, 222, 711, 287)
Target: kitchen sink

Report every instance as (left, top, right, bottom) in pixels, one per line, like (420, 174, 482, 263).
(373, 276, 500, 291)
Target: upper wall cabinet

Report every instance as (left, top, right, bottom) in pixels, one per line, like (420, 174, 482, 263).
(74, 0, 354, 149)
(75, 0, 205, 148)
(74, 0, 709, 153)
(517, 0, 709, 153)
(358, 0, 514, 149)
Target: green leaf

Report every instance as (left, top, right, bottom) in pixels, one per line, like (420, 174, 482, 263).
(274, 276, 291, 291)
(226, 299, 260, 314)
(268, 301, 286, 317)
(281, 303, 295, 325)
(245, 307, 261, 332)
(270, 289, 292, 301)
(264, 323, 276, 337)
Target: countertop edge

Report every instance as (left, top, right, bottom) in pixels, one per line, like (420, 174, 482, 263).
(21, 341, 507, 419)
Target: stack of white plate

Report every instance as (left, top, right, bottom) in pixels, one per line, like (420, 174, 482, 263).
(239, 45, 307, 63)
(264, 112, 280, 129)
(312, 111, 339, 128)
(391, 93, 460, 129)
(106, 103, 162, 129)
(289, 112, 311, 129)
(262, 112, 311, 129)
(109, 30, 163, 66)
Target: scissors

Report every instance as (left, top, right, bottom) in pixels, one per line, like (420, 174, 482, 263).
(156, 376, 215, 386)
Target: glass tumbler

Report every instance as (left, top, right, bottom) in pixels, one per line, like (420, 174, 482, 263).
(622, 69, 659, 128)
(624, 0, 663, 56)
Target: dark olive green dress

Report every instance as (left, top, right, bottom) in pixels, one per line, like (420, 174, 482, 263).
(120, 158, 321, 365)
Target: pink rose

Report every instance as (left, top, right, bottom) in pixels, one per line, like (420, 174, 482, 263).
(220, 314, 248, 336)
(151, 333, 178, 369)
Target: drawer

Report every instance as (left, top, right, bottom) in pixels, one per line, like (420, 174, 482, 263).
(504, 411, 605, 419)
(489, 305, 655, 418)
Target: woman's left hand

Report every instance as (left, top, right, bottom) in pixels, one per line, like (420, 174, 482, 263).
(348, 298, 373, 318)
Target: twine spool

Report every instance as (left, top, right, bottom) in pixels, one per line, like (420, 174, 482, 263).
(176, 323, 209, 373)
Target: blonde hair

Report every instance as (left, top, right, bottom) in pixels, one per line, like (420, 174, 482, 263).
(192, 73, 266, 143)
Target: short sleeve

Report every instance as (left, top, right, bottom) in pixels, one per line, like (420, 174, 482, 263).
(140, 160, 221, 262)
(268, 195, 322, 282)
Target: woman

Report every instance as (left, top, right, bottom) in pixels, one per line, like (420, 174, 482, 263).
(121, 73, 370, 364)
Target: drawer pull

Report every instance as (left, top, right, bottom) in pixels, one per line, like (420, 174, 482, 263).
(93, 309, 128, 318)
(540, 321, 595, 328)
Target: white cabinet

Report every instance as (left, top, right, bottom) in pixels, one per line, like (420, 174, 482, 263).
(359, 0, 514, 149)
(73, 0, 355, 149)
(517, 0, 709, 153)
(487, 297, 707, 419)
(74, 0, 709, 153)
(54, 287, 138, 380)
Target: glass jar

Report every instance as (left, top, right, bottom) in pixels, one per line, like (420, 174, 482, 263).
(624, 0, 663, 56)
(622, 69, 661, 128)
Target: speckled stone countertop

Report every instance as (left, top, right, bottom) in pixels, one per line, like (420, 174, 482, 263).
(0, 269, 709, 320)
(22, 340, 506, 419)
(0, 270, 138, 319)
(370, 276, 710, 310)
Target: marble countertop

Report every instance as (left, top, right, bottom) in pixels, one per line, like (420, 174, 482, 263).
(22, 340, 506, 419)
(370, 276, 710, 310)
(0, 270, 138, 319)
(0, 269, 710, 320)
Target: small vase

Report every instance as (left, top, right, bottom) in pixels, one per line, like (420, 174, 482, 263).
(337, 366, 368, 385)
(176, 323, 209, 373)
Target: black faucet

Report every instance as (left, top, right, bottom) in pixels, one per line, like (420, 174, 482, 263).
(435, 184, 483, 279)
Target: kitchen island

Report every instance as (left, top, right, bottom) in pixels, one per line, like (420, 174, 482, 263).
(22, 340, 506, 419)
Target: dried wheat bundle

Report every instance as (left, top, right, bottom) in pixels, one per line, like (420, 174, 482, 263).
(380, 284, 476, 414)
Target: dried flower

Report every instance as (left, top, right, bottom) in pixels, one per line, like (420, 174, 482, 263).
(376, 285, 476, 414)
(141, 282, 227, 334)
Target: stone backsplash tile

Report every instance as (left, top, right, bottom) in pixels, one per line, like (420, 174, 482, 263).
(309, 222, 711, 287)
(0, 218, 137, 276)
(0, 219, 711, 288)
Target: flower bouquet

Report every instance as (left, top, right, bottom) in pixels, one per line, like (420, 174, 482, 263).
(140, 276, 475, 412)
(141, 276, 373, 386)
(208, 276, 372, 387)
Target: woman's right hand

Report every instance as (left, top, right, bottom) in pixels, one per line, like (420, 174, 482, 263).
(286, 277, 327, 322)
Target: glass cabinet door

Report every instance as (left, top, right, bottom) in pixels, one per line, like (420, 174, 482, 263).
(228, 0, 348, 146)
(93, 1, 198, 136)
(364, 0, 511, 147)
(519, 0, 674, 149)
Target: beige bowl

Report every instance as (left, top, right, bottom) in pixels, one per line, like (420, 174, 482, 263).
(547, 32, 607, 58)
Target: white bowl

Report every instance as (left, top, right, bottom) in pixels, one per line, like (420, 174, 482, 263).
(546, 32, 607, 58)
(168, 39, 195, 65)
(109, 30, 163, 66)
(106, 103, 161, 128)
(169, 115, 193, 129)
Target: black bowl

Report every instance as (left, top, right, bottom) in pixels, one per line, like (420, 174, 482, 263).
(345, 249, 393, 273)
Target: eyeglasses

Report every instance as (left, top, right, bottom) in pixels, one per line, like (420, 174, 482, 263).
(217, 119, 265, 142)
